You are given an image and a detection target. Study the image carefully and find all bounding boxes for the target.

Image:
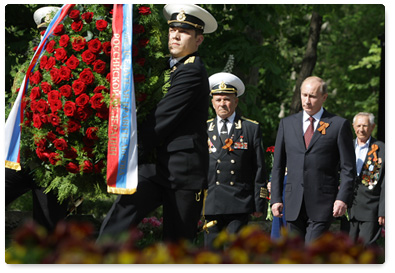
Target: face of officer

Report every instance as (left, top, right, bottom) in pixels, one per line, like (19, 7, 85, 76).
(211, 94, 238, 119)
(301, 78, 328, 116)
(168, 27, 204, 58)
(353, 115, 375, 144)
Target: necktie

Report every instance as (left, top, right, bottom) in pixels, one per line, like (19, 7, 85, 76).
(220, 119, 229, 144)
(304, 116, 315, 148)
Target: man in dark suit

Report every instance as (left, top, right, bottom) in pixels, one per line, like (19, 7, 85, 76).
(203, 72, 268, 248)
(271, 76, 356, 244)
(349, 112, 385, 246)
(98, 4, 217, 243)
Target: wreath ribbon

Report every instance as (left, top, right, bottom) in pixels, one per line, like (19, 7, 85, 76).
(368, 144, 379, 162)
(222, 138, 234, 152)
(317, 121, 330, 135)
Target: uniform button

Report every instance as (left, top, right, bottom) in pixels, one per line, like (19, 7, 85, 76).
(230, 182, 234, 186)
(217, 159, 221, 163)
(216, 181, 220, 185)
(231, 159, 235, 163)
(217, 170, 221, 174)
(230, 170, 235, 174)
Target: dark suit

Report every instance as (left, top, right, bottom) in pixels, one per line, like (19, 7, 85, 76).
(349, 138, 385, 245)
(98, 52, 210, 242)
(271, 109, 355, 243)
(204, 114, 267, 247)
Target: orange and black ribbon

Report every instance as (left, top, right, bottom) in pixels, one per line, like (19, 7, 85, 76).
(368, 144, 379, 162)
(317, 121, 330, 135)
(222, 138, 234, 152)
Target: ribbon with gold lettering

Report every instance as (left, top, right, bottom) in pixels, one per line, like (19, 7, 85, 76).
(317, 121, 330, 135)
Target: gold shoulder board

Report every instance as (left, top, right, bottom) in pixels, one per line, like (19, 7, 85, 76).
(184, 56, 196, 64)
(241, 116, 259, 124)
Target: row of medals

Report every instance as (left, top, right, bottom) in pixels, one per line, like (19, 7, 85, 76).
(361, 157, 382, 190)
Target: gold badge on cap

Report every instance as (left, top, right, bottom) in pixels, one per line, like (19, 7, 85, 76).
(177, 9, 186, 21)
(219, 81, 226, 89)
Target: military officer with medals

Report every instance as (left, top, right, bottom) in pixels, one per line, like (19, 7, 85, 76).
(203, 72, 268, 248)
(98, 4, 217, 243)
(349, 112, 385, 246)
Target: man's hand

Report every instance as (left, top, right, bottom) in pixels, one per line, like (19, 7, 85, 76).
(271, 202, 283, 218)
(379, 216, 385, 226)
(333, 200, 347, 217)
(252, 212, 263, 218)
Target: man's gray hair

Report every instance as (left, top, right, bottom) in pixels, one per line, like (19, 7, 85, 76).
(353, 112, 375, 125)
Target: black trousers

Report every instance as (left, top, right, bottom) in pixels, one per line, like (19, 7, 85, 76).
(98, 175, 204, 243)
(349, 219, 382, 246)
(287, 200, 332, 244)
(204, 213, 249, 249)
(5, 168, 69, 231)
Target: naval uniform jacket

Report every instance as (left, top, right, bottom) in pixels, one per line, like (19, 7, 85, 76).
(349, 137, 385, 221)
(204, 114, 268, 215)
(271, 109, 356, 222)
(138, 52, 210, 191)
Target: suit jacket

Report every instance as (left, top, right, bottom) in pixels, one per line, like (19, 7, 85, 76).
(138, 52, 210, 190)
(204, 114, 268, 215)
(271, 109, 356, 222)
(349, 138, 385, 221)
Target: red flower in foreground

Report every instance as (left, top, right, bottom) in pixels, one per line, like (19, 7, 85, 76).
(266, 146, 275, 153)
(138, 6, 151, 15)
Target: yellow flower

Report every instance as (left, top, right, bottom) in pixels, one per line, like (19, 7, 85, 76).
(194, 251, 222, 264)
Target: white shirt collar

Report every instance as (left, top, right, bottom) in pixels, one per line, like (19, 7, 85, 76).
(169, 56, 183, 67)
(216, 112, 236, 134)
(303, 107, 324, 122)
(355, 136, 371, 148)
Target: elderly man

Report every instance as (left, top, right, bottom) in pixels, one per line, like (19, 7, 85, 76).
(270, 76, 356, 244)
(204, 72, 268, 248)
(348, 112, 385, 246)
(98, 4, 217, 242)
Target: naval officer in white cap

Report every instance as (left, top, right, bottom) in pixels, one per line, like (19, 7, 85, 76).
(99, 5, 217, 243)
(204, 72, 268, 248)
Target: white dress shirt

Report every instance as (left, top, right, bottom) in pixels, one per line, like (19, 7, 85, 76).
(303, 107, 324, 135)
(355, 137, 371, 176)
(217, 112, 236, 135)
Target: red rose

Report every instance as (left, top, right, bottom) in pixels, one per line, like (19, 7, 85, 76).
(66, 162, 80, 173)
(79, 68, 95, 85)
(30, 100, 38, 112)
(94, 160, 104, 173)
(96, 106, 109, 120)
(53, 24, 65, 36)
(133, 24, 145, 34)
(90, 93, 104, 109)
(49, 113, 61, 126)
(59, 35, 70, 47)
(49, 99, 63, 113)
(46, 40, 56, 53)
(266, 146, 275, 153)
(138, 38, 149, 48)
(102, 41, 111, 56)
(88, 38, 102, 54)
(56, 126, 66, 135)
(96, 20, 108, 31)
(59, 84, 72, 98)
(48, 152, 61, 165)
(64, 147, 78, 159)
(82, 160, 94, 173)
(30, 87, 41, 101)
(76, 93, 90, 107)
(136, 58, 146, 67)
(64, 101, 76, 117)
(48, 90, 60, 102)
(83, 136, 95, 147)
(59, 66, 72, 82)
(71, 36, 86, 51)
(138, 6, 151, 15)
(36, 99, 49, 114)
(55, 47, 68, 62)
(44, 56, 56, 71)
(106, 73, 111, 82)
(93, 59, 106, 74)
(71, 20, 84, 32)
(54, 138, 68, 151)
(83, 147, 94, 158)
(82, 12, 93, 23)
(93, 85, 109, 93)
(49, 68, 62, 85)
(72, 80, 87, 96)
(66, 55, 80, 70)
(134, 74, 145, 83)
(33, 114, 43, 129)
(41, 82, 52, 94)
(40, 55, 48, 70)
(77, 106, 92, 121)
(86, 127, 99, 140)
(69, 9, 80, 21)
(30, 71, 43, 85)
(67, 119, 81, 133)
(81, 49, 97, 65)
(36, 148, 49, 162)
(40, 114, 49, 124)
(35, 138, 47, 151)
(46, 131, 57, 142)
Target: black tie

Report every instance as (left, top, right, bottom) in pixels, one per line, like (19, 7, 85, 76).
(304, 116, 315, 148)
(220, 119, 229, 144)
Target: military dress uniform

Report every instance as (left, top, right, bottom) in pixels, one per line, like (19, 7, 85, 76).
(203, 73, 268, 248)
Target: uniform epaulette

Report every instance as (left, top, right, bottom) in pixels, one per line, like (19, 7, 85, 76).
(241, 116, 259, 124)
(184, 56, 196, 64)
(207, 118, 214, 123)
